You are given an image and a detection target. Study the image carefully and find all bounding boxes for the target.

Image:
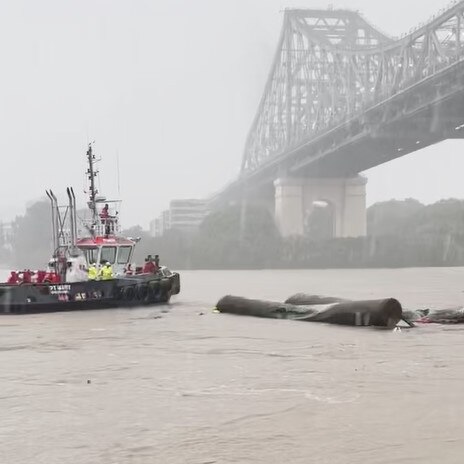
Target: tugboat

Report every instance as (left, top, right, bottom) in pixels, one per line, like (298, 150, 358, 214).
(0, 144, 180, 314)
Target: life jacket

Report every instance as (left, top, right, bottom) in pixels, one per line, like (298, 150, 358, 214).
(100, 207, 109, 219)
(142, 261, 156, 274)
(100, 266, 113, 280)
(22, 271, 32, 284)
(36, 271, 46, 283)
(7, 272, 19, 284)
(44, 272, 60, 283)
(88, 266, 98, 280)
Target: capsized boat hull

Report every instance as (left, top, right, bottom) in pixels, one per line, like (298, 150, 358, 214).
(216, 295, 403, 327)
(0, 273, 180, 314)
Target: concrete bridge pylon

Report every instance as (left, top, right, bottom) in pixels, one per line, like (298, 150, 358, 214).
(274, 176, 367, 238)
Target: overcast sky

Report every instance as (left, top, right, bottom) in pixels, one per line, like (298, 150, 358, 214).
(0, 0, 460, 227)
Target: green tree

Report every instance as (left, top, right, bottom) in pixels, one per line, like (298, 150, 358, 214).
(0, 222, 12, 266)
(367, 198, 424, 236)
(11, 200, 52, 268)
(191, 204, 281, 269)
(121, 225, 155, 264)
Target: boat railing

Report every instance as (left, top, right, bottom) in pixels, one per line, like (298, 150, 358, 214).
(57, 230, 74, 248)
(81, 218, 121, 237)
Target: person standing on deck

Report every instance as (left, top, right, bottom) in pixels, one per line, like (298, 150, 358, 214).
(99, 262, 114, 280)
(22, 270, 32, 284)
(7, 271, 19, 284)
(88, 263, 98, 281)
(100, 204, 113, 235)
(100, 204, 109, 221)
(142, 256, 157, 274)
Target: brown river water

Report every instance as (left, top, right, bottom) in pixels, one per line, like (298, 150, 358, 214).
(1, 267, 464, 464)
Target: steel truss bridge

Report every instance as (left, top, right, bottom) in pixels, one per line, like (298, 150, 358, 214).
(219, 1, 464, 200)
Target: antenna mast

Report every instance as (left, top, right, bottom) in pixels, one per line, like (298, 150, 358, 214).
(86, 143, 99, 224)
(117, 151, 121, 197)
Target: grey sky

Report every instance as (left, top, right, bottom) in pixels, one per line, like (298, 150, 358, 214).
(0, 0, 460, 227)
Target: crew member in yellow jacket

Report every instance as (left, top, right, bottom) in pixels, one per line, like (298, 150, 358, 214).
(99, 262, 114, 280)
(88, 263, 98, 281)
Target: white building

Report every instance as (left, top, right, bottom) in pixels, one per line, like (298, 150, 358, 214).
(0, 221, 13, 250)
(151, 200, 209, 237)
(149, 218, 161, 237)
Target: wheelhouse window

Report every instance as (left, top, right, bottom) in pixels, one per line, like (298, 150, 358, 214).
(84, 248, 99, 265)
(117, 246, 132, 264)
(100, 246, 117, 264)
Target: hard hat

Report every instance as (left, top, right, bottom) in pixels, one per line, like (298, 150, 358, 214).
(106, 261, 110, 265)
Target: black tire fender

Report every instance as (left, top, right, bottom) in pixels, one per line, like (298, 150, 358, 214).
(160, 278, 172, 290)
(123, 286, 135, 301)
(136, 284, 148, 301)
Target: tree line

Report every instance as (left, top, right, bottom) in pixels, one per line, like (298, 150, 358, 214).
(3, 198, 464, 270)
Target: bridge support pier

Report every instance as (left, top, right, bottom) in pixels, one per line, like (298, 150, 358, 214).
(274, 176, 367, 238)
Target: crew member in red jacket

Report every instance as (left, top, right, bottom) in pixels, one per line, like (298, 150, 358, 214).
(36, 270, 46, 283)
(44, 270, 61, 283)
(21, 270, 32, 284)
(7, 271, 19, 284)
(142, 256, 158, 274)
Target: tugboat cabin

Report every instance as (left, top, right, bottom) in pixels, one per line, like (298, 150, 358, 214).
(76, 195, 139, 276)
(76, 235, 136, 276)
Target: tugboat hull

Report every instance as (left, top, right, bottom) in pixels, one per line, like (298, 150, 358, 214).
(0, 273, 180, 314)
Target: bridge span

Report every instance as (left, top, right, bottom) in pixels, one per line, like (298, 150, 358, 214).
(215, 2, 464, 238)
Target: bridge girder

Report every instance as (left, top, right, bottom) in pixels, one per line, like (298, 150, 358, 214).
(241, 2, 464, 175)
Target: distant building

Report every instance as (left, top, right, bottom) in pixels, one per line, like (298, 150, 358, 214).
(151, 199, 209, 237)
(0, 221, 13, 252)
(169, 199, 209, 232)
(160, 209, 171, 234)
(0, 221, 13, 243)
(149, 218, 160, 237)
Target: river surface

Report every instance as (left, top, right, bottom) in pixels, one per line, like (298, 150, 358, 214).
(1, 267, 464, 463)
